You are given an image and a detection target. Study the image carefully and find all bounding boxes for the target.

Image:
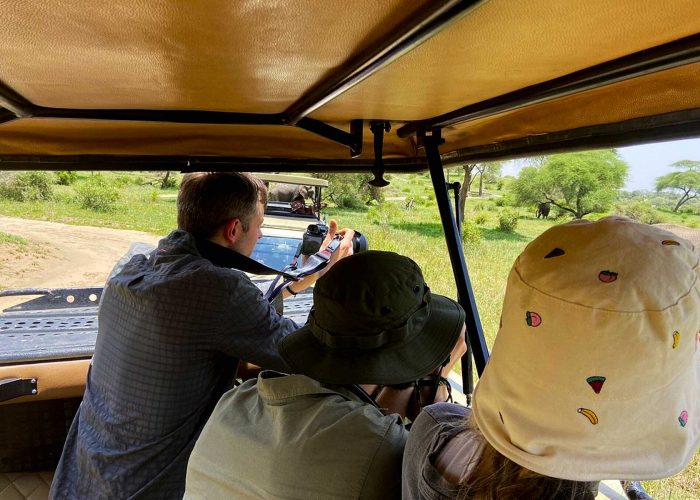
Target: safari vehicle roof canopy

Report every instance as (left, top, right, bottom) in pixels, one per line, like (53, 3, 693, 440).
(0, 0, 698, 169)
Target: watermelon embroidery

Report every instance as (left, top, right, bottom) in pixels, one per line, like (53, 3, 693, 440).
(586, 376, 606, 394)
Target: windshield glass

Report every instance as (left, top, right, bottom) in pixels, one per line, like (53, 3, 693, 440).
(251, 236, 300, 270)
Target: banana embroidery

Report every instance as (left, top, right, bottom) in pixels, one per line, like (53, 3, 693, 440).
(672, 331, 680, 349)
(577, 407, 599, 425)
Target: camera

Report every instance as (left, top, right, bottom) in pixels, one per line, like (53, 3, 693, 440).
(300, 223, 328, 255)
(300, 222, 368, 255)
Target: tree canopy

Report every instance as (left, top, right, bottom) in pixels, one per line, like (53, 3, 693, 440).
(512, 150, 628, 219)
(655, 160, 700, 212)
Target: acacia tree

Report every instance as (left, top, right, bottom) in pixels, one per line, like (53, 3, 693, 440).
(512, 150, 628, 219)
(474, 161, 502, 196)
(457, 163, 477, 222)
(655, 160, 700, 212)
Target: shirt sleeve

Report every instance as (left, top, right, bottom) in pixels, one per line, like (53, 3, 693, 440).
(360, 417, 408, 500)
(215, 271, 300, 372)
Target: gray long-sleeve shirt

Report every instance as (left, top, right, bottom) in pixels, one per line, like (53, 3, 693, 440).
(50, 230, 299, 499)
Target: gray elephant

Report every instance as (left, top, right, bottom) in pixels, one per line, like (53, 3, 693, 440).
(269, 184, 315, 202)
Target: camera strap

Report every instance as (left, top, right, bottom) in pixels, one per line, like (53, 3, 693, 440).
(195, 237, 299, 280)
(194, 236, 341, 302)
(263, 238, 342, 302)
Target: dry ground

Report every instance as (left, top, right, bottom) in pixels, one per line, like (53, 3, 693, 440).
(0, 216, 159, 308)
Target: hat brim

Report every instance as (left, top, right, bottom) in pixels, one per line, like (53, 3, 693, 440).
(279, 294, 466, 385)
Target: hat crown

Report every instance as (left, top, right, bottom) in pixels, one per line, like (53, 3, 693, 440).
(312, 251, 427, 339)
(517, 217, 698, 311)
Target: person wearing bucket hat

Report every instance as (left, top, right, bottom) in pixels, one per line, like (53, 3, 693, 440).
(403, 216, 700, 499)
(185, 251, 467, 499)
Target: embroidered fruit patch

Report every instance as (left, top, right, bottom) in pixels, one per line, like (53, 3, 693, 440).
(598, 270, 618, 283)
(586, 376, 606, 394)
(525, 311, 542, 327)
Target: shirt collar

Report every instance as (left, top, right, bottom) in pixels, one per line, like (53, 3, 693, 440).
(256, 370, 358, 403)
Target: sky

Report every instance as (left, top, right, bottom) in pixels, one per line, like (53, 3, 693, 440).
(501, 137, 700, 191)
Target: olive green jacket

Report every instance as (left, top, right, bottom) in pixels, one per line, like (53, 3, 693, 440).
(185, 371, 407, 499)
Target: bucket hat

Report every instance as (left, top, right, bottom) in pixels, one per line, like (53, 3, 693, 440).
(278, 251, 466, 385)
(472, 216, 700, 481)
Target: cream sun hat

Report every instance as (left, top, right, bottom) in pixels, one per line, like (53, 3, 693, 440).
(472, 216, 700, 481)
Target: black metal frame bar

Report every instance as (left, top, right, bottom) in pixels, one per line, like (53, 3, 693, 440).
(425, 132, 489, 386)
(398, 33, 700, 138)
(0, 155, 427, 172)
(441, 108, 700, 164)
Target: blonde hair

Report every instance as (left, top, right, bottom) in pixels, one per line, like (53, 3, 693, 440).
(458, 414, 596, 500)
(177, 172, 267, 238)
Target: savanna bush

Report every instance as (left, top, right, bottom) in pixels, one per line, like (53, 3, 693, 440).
(0, 172, 53, 201)
(75, 176, 120, 211)
(473, 212, 488, 225)
(498, 209, 519, 232)
(336, 194, 365, 209)
(368, 202, 404, 225)
(461, 220, 482, 246)
(615, 201, 663, 224)
(55, 171, 77, 186)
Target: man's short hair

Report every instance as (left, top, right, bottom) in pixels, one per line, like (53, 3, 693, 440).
(177, 172, 268, 238)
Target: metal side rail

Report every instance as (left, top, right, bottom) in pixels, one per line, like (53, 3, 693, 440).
(0, 284, 314, 365)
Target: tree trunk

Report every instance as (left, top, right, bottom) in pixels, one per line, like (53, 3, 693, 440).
(673, 192, 691, 212)
(478, 173, 483, 197)
(458, 166, 473, 223)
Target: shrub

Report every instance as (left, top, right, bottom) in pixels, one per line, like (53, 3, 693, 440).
(615, 201, 663, 224)
(55, 171, 77, 186)
(160, 171, 180, 189)
(494, 197, 506, 207)
(461, 220, 482, 246)
(498, 209, 519, 232)
(336, 194, 364, 209)
(75, 176, 120, 211)
(0, 172, 53, 201)
(368, 202, 403, 225)
(473, 212, 488, 225)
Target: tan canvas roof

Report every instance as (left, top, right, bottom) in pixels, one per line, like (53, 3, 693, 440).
(0, 0, 698, 166)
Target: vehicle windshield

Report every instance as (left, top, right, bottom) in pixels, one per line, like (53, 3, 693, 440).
(250, 235, 301, 271)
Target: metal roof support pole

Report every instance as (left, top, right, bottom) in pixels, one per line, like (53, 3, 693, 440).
(424, 132, 489, 394)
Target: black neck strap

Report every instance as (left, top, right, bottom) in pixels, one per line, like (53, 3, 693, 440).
(195, 238, 297, 280)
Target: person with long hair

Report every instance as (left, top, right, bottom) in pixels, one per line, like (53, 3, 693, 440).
(403, 216, 700, 499)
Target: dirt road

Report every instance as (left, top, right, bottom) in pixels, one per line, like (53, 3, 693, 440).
(0, 216, 160, 294)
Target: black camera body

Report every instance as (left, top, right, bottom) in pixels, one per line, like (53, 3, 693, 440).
(300, 223, 329, 255)
(300, 222, 368, 255)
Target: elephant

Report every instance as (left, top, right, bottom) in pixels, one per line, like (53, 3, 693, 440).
(268, 184, 315, 202)
(536, 202, 551, 219)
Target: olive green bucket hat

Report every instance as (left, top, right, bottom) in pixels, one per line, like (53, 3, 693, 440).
(278, 251, 466, 385)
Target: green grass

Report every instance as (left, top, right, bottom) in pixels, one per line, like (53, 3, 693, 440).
(0, 231, 28, 245)
(0, 184, 176, 235)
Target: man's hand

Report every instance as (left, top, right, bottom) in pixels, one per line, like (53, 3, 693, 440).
(284, 219, 354, 297)
(321, 219, 354, 271)
(435, 324, 467, 403)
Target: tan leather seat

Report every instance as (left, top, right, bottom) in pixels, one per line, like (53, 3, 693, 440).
(0, 472, 52, 500)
